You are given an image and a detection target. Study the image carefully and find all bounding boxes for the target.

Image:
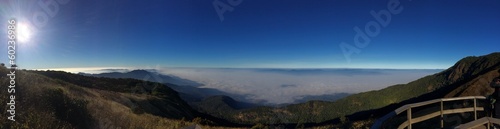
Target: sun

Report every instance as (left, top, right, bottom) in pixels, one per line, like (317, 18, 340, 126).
(17, 23, 33, 43)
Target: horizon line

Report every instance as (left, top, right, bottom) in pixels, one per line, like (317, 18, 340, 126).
(32, 66, 447, 74)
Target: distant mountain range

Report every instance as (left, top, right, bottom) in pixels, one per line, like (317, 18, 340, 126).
(78, 69, 203, 87)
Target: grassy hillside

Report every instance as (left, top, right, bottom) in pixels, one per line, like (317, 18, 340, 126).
(31, 70, 197, 120)
(213, 52, 500, 125)
(0, 67, 241, 129)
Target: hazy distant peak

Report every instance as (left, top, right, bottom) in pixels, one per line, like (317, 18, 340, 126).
(128, 69, 153, 74)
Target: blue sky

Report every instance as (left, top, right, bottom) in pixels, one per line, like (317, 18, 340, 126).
(1, 0, 499, 69)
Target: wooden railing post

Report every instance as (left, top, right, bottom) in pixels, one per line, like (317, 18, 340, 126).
(441, 100, 444, 128)
(408, 107, 412, 129)
(474, 98, 477, 120)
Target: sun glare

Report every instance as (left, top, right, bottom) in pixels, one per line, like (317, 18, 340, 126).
(17, 23, 32, 43)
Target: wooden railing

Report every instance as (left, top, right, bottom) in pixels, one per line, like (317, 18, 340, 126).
(455, 117, 500, 129)
(371, 96, 486, 129)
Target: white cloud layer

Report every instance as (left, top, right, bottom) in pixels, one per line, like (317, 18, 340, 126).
(156, 68, 441, 104)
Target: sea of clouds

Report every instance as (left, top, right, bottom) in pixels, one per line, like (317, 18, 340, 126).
(46, 67, 442, 104)
(155, 68, 442, 104)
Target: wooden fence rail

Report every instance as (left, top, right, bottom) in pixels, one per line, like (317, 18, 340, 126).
(371, 96, 486, 129)
(455, 117, 500, 129)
